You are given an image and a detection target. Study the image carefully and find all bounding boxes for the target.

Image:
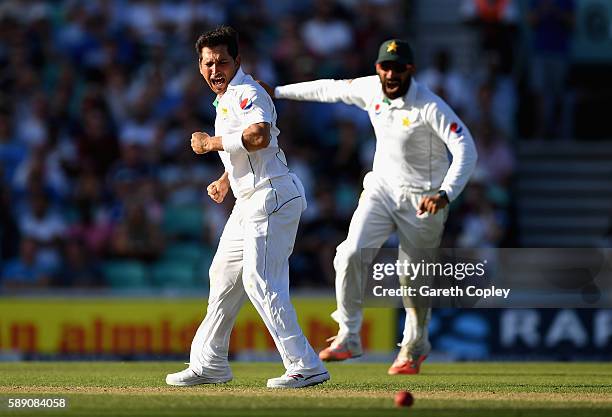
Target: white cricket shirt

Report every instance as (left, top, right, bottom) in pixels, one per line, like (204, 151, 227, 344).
(215, 67, 289, 199)
(274, 77, 477, 201)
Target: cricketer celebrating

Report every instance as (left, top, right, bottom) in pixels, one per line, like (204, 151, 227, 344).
(265, 39, 477, 374)
(165, 26, 329, 388)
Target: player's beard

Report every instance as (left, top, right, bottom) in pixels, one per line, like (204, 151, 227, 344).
(381, 76, 411, 100)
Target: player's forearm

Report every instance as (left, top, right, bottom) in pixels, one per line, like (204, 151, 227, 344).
(440, 141, 478, 201)
(275, 79, 348, 103)
(423, 101, 479, 201)
(222, 122, 270, 153)
(219, 171, 229, 183)
(203, 135, 224, 152)
(241, 122, 271, 151)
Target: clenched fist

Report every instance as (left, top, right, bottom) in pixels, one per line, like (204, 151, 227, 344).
(191, 132, 212, 154)
(207, 174, 230, 204)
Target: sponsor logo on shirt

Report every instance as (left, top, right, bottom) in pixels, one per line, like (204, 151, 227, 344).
(239, 98, 253, 110)
(450, 122, 463, 135)
(402, 117, 411, 127)
(374, 103, 382, 115)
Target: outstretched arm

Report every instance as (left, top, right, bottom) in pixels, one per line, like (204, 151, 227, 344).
(258, 76, 377, 110)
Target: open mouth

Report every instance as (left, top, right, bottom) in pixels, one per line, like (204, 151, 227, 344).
(211, 77, 226, 90)
(386, 79, 400, 90)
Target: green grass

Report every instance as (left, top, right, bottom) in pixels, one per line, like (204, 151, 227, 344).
(1, 362, 611, 416)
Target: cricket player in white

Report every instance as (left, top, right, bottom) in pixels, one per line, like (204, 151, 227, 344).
(165, 26, 329, 388)
(263, 39, 477, 374)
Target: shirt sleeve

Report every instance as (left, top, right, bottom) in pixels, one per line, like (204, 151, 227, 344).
(423, 98, 478, 202)
(274, 76, 376, 110)
(236, 86, 273, 128)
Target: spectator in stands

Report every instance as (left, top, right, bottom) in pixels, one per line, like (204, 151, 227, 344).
(1, 238, 52, 290)
(18, 190, 66, 272)
(473, 117, 514, 188)
(468, 67, 517, 139)
(457, 176, 507, 248)
(301, 0, 353, 57)
(272, 17, 309, 81)
(121, 0, 161, 40)
(104, 64, 132, 126)
(460, 0, 519, 74)
(57, 238, 103, 287)
(419, 48, 471, 117)
(12, 142, 70, 203)
(15, 92, 49, 149)
(68, 167, 113, 256)
(332, 119, 363, 181)
(528, 0, 576, 139)
(0, 110, 26, 184)
(55, 3, 95, 65)
(109, 198, 164, 262)
(74, 106, 120, 178)
(118, 98, 162, 149)
(107, 142, 159, 217)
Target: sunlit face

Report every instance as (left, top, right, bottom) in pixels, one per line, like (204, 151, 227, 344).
(199, 45, 240, 96)
(375, 61, 415, 99)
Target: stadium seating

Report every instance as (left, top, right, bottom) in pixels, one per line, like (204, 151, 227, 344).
(102, 261, 149, 288)
(150, 260, 197, 288)
(163, 242, 207, 264)
(162, 205, 204, 239)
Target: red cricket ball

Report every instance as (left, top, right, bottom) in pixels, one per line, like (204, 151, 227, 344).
(394, 390, 414, 407)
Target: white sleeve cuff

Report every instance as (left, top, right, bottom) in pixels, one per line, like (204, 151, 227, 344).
(273, 86, 282, 98)
(222, 131, 247, 154)
(440, 187, 455, 202)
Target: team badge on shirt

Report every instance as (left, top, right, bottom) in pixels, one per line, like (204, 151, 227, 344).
(402, 117, 411, 127)
(450, 122, 463, 135)
(239, 97, 253, 111)
(221, 107, 228, 119)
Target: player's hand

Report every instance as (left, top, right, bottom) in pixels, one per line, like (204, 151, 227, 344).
(256, 80, 275, 98)
(191, 132, 212, 154)
(207, 177, 229, 204)
(417, 194, 448, 215)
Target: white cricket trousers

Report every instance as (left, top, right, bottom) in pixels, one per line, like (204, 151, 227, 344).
(332, 173, 448, 352)
(189, 174, 325, 377)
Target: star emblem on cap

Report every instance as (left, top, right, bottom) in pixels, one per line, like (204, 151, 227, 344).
(387, 41, 398, 53)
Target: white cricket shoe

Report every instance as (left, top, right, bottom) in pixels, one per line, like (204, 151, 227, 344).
(165, 367, 232, 386)
(266, 370, 330, 388)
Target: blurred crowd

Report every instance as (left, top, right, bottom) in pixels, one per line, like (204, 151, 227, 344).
(0, 0, 580, 291)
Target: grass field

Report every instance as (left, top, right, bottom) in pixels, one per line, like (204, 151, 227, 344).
(1, 362, 611, 417)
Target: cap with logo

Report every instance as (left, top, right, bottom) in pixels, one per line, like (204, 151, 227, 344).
(376, 39, 414, 65)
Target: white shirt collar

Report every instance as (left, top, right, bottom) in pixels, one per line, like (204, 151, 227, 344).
(227, 66, 246, 90)
(213, 67, 246, 105)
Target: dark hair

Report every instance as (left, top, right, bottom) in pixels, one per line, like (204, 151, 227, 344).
(195, 26, 239, 61)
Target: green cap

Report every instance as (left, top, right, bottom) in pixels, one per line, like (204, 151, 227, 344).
(376, 39, 414, 65)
